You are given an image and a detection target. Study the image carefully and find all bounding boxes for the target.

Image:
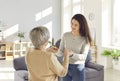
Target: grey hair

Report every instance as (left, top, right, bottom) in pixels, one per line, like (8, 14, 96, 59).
(29, 26, 50, 49)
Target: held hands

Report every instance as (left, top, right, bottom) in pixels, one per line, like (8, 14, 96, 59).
(47, 46, 58, 53)
(64, 49, 73, 57)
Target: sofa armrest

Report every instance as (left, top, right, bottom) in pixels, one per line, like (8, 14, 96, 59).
(85, 62, 104, 71)
(13, 56, 27, 71)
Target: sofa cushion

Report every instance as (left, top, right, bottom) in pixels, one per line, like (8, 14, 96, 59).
(15, 70, 28, 81)
(13, 56, 27, 70)
(85, 50, 92, 64)
(85, 62, 104, 71)
(85, 67, 99, 79)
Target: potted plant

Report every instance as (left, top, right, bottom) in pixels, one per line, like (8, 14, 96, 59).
(17, 32, 25, 42)
(102, 49, 120, 60)
(102, 49, 120, 65)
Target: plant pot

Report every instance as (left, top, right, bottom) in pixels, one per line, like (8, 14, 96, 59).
(112, 59, 119, 65)
(112, 59, 120, 70)
(118, 57, 120, 63)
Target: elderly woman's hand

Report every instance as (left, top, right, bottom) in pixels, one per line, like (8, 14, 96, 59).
(64, 49, 73, 57)
(47, 46, 58, 53)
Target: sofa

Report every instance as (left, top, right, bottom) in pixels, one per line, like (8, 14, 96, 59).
(13, 52, 104, 81)
(13, 39, 104, 81)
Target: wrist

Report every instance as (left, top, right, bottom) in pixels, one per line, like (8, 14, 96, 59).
(69, 54, 73, 57)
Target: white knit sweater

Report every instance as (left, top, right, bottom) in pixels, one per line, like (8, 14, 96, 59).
(56, 32, 90, 64)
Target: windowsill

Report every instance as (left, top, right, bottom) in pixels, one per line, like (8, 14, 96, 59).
(102, 45, 120, 50)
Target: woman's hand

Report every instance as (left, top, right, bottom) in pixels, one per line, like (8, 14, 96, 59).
(64, 49, 73, 57)
(47, 46, 58, 53)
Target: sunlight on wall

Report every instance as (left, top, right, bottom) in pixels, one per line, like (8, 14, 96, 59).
(43, 21, 52, 37)
(43, 21, 52, 47)
(3, 24, 19, 38)
(35, 12, 42, 21)
(35, 6, 53, 21)
(62, 13, 71, 33)
(42, 7, 52, 18)
(35, 7, 53, 47)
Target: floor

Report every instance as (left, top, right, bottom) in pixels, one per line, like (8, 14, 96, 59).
(0, 60, 120, 81)
(0, 60, 14, 81)
(104, 68, 120, 81)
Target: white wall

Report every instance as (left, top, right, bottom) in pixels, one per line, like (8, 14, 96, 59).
(0, 0, 61, 42)
(83, 0, 104, 66)
(84, 0, 114, 68)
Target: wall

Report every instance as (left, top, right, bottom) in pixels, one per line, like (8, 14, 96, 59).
(84, 0, 104, 66)
(0, 0, 61, 42)
(84, 0, 114, 68)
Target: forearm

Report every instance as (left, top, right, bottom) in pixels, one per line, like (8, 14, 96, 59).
(70, 53, 86, 61)
(70, 43, 90, 61)
(58, 55, 70, 77)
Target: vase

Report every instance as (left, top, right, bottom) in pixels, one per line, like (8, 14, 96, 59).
(112, 59, 119, 65)
(112, 59, 119, 70)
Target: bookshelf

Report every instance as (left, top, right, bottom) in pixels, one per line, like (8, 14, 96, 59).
(0, 42, 13, 60)
(0, 43, 6, 60)
(0, 42, 33, 60)
(13, 42, 32, 58)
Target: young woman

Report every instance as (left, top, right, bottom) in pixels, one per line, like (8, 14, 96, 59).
(56, 14, 92, 81)
(25, 26, 72, 81)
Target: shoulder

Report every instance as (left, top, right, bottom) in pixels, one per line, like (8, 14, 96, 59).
(62, 32, 71, 37)
(46, 51, 55, 57)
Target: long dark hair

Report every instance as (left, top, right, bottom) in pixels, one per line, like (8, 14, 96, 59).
(71, 14, 92, 46)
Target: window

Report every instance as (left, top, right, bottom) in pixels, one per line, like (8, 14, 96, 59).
(61, 0, 83, 34)
(112, 0, 120, 46)
(102, 0, 120, 47)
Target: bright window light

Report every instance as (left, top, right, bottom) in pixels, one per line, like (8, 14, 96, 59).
(3, 24, 19, 38)
(63, 0, 71, 8)
(73, 0, 80, 3)
(112, 0, 120, 46)
(62, 0, 83, 33)
(73, 5, 81, 15)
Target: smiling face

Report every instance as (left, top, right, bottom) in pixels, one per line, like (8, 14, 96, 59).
(71, 19, 80, 33)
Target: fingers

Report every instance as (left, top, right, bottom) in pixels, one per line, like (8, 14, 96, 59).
(64, 49, 73, 57)
(47, 46, 58, 53)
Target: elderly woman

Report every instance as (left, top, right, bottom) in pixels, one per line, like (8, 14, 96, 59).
(25, 26, 72, 81)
